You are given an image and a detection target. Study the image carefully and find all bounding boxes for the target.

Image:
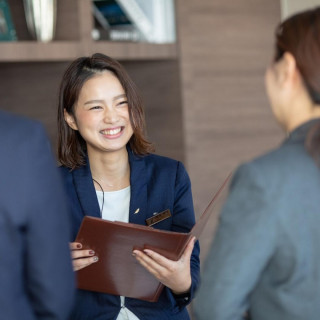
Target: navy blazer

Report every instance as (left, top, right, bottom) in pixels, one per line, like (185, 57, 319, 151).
(0, 111, 74, 320)
(59, 148, 200, 320)
(194, 119, 320, 320)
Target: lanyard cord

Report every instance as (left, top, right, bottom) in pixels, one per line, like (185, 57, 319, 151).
(92, 178, 104, 216)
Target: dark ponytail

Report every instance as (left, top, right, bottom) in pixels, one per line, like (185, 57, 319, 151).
(274, 7, 320, 161)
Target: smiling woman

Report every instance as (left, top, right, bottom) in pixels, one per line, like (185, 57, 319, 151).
(56, 53, 200, 320)
(58, 54, 153, 170)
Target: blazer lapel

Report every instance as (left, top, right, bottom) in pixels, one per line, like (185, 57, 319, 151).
(128, 149, 148, 225)
(72, 161, 101, 218)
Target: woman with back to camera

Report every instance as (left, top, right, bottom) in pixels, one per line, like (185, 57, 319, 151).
(194, 7, 320, 320)
(57, 53, 200, 319)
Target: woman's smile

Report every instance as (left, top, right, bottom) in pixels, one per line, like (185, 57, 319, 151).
(100, 126, 124, 138)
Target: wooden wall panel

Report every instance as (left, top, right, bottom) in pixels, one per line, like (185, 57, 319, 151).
(0, 62, 67, 142)
(176, 0, 283, 263)
(123, 60, 184, 162)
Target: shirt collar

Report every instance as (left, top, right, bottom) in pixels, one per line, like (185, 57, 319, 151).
(286, 118, 320, 144)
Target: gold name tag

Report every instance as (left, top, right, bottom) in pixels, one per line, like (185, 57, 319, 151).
(145, 209, 171, 227)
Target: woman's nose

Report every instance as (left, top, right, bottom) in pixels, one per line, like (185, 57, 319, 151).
(103, 107, 118, 123)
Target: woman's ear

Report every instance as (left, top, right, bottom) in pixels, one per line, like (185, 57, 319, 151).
(64, 109, 78, 130)
(279, 52, 300, 88)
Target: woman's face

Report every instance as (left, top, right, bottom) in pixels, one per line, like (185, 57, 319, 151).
(65, 71, 133, 157)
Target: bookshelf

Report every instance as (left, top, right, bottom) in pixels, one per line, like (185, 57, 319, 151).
(0, 40, 177, 62)
(0, 0, 184, 162)
(0, 0, 178, 62)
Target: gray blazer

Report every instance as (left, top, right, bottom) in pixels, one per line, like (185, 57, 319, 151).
(194, 119, 320, 320)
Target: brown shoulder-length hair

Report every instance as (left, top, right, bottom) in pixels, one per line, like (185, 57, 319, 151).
(273, 7, 320, 161)
(57, 53, 154, 169)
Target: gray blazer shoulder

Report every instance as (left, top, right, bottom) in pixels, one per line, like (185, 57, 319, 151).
(194, 119, 320, 320)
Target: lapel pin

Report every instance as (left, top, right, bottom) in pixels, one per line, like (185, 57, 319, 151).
(134, 208, 140, 214)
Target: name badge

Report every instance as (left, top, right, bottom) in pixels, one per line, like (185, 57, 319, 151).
(145, 209, 171, 227)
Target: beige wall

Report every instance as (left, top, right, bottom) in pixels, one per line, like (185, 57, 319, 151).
(281, 0, 320, 20)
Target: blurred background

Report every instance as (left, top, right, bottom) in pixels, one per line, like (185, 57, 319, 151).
(0, 0, 318, 317)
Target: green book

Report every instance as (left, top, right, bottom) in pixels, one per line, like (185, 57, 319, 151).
(0, 0, 17, 41)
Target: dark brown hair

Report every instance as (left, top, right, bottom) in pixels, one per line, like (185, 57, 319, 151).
(57, 53, 154, 169)
(274, 7, 320, 160)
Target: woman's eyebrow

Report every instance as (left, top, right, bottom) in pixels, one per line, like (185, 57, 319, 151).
(113, 94, 127, 101)
(84, 99, 104, 105)
(84, 94, 127, 105)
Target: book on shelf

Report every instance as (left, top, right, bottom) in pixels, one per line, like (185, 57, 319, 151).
(92, 0, 143, 42)
(0, 0, 17, 41)
(134, 0, 176, 43)
(75, 173, 231, 302)
(115, 0, 154, 42)
(92, 0, 176, 43)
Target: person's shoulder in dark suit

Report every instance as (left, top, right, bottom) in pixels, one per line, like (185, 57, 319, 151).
(0, 110, 75, 320)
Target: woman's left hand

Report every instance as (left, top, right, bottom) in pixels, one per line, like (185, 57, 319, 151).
(133, 236, 195, 294)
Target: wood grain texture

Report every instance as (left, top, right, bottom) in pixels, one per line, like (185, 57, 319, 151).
(176, 0, 283, 264)
(122, 60, 184, 162)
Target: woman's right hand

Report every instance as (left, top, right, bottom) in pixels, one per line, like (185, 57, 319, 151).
(70, 242, 99, 271)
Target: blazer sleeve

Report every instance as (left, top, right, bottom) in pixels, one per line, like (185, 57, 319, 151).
(23, 123, 75, 319)
(193, 163, 278, 320)
(166, 161, 200, 307)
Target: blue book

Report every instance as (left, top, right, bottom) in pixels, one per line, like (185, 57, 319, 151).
(0, 0, 17, 41)
(93, 0, 131, 27)
(93, 0, 142, 41)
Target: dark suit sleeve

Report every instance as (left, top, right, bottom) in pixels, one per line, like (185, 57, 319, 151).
(193, 163, 278, 320)
(166, 161, 200, 307)
(22, 123, 75, 319)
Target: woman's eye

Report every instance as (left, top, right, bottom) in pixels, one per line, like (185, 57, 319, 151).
(117, 101, 128, 107)
(90, 106, 102, 110)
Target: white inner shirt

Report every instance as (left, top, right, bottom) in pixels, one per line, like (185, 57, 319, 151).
(96, 186, 140, 320)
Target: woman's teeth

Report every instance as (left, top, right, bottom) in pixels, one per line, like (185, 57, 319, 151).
(102, 127, 122, 135)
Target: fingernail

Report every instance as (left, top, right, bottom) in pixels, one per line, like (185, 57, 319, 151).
(76, 244, 82, 249)
(93, 256, 99, 262)
(89, 250, 95, 255)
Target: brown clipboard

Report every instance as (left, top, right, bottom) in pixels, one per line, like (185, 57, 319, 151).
(75, 173, 232, 302)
